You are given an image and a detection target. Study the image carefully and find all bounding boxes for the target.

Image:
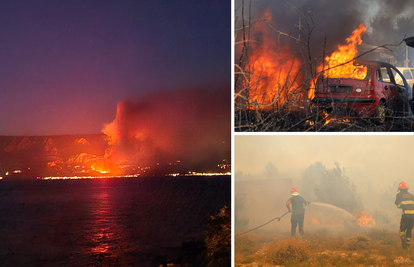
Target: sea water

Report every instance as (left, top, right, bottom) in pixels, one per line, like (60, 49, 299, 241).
(0, 176, 230, 266)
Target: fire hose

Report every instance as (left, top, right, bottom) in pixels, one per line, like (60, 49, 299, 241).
(235, 211, 290, 237)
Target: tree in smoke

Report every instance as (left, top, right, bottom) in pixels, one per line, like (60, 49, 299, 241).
(365, 16, 395, 46)
(263, 162, 279, 179)
(314, 162, 362, 213)
(235, 195, 249, 232)
(378, 181, 400, 215)
(301, 161, 326, 201)
(235, 169, 244, 180)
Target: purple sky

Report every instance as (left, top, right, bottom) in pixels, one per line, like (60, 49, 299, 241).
(0, 1, 230, 136)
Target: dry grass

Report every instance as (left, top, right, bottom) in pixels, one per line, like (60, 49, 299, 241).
(343, 235, 373, 251)
(235, 228, 414, 266)
(256, 237, 311, 265)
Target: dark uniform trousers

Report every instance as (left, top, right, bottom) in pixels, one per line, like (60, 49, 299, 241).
(401, 215, 414, 243)
(291, 213, 305, 236)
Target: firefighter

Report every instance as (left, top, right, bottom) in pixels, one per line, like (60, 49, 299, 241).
(286, 187, 310, 237)
(395, 181, 414, 249)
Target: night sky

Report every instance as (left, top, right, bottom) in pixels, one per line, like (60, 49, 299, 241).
(0, 1, 230, 136)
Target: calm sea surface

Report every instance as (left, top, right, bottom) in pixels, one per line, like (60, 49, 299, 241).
(0, 176, 230, 266)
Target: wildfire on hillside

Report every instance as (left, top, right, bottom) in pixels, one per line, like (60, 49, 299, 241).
(40, 88, 230, 178)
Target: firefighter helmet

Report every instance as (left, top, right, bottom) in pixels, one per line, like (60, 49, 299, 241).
(291, 187, 299, 196)
(399, 181, 408, 190)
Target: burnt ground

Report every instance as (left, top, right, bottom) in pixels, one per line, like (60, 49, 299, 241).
(234, 109, 414, 132)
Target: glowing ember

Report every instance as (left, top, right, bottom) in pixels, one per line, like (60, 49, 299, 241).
(321, 111, 352, 125)
(320, 24, 367, 80)
(166, 171, 231, 177)
(322, 110, 332, 125)
(312, 218, 320, 225)
(355, 211, 376, 227)
(41, 174, 139, 180)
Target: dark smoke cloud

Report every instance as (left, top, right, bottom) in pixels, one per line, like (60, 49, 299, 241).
(103, 87, 230, 172)
(368, 0, 414, 19)
(235, 0, 414, 57)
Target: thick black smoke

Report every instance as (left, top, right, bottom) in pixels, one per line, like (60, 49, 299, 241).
(235, 0, 414, 60)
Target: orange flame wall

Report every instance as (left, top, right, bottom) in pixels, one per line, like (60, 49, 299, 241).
(242, 9, 305, 107)
(240, 11, 368, 106)
(319, 24, 367, 79)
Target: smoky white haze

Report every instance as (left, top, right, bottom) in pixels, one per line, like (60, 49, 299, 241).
(235, 135, 413, 232)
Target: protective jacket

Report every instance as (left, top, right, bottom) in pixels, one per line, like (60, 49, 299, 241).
(395, 190, 414, 216)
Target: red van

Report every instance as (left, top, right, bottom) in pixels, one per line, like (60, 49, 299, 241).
(311, 61, 413, 124)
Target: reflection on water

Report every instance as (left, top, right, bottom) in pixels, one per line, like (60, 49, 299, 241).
(0, 177, 230, 266)
(81, 183, 127, 265)
(89, 189, 115, 255)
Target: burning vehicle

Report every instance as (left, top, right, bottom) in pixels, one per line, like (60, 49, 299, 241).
(311, 60, 414, 124)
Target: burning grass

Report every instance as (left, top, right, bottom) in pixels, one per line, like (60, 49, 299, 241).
(235, 2, 414, 132)
(235, 228, 414, 267)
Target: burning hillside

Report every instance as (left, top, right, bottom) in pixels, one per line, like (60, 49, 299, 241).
(0, 88, 230, 178)
(100, 88, 231, 175)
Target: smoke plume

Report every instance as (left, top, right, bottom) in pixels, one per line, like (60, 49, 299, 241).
(236, 0, 414, 61)
(102, 88, 230, 173)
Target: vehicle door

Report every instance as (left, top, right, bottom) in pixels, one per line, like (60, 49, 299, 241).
(377, 66, 395, 107)
(390, 66, 412, 113)
(402, 69, 414, 89)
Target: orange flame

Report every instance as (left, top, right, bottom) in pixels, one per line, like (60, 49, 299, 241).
(242, 9, 305, 108)
(319, 24, 367, 80)
(355, 211, 376, 227)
